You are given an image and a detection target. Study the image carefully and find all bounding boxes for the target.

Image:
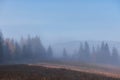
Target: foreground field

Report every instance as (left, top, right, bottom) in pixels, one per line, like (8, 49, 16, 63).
(0, 64, 120, 80)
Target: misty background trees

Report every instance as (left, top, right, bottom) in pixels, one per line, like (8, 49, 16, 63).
(0, 31, 120, 66)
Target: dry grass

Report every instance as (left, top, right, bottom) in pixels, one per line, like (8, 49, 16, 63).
(0, 64, 120, 80)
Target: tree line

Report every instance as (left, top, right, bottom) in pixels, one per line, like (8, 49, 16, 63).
(0, 32, 53, 64)
(69, 41, 120, 66)
(0, 31, 119, 66)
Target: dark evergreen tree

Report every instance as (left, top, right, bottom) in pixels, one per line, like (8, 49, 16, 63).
(96, 42, 105, 63)
(83, 41, 90, 62)
(31, 36, 46, 59)
(3, 40, 11, 63)
(47, 45, 53, 59)
(95, 45, 101, 63)
(26, 36, 33, 58)
(22, 44, 29, 59)
(14, 42, 22, 60)
(63, 48, 68, 58)
(0, 31, 3, 63)
(78, 43, 84, 61)
(103, 43, 111, 64)
(91, 46, 96, 63)
(111, 47, 119, 65)
(99, 42, 111, 64)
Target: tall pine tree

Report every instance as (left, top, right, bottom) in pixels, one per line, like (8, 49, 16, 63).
(47, 45, 53, 59)
(0, 31, 3, 63)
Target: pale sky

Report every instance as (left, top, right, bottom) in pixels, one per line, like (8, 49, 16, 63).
(0, 0, 120, 45)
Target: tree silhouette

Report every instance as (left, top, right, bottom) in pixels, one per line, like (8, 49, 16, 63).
(0, 31, 3, 63)
(83, 41, 90, 62)
(78, 43, 84, 60)
(63, 48, 68, 58)
(111, 47, 119, 65)
(47, 45, 53, 59)
(91, 46, 96, 63)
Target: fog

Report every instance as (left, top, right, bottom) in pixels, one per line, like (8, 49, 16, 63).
(0, 0, 120, 67)
(0, 31, 119, 67)
(1, 0, 120, 45)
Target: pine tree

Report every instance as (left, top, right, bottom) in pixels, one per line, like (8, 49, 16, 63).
(111, 47, 119, 65)
(63, 48, 68, 58)
(0, 31, 3, 63)
(103, 43, 111, 64)
(100, 42, 111, 64)
(3, 40, 11, 63)
(91, 46, 96, 63)
(31, 36, 46, 59)
(14, 42, 22, 60)
(83, 41, 90, 62)
(47, 45, 53, 59)
(78, 43, 84, 61)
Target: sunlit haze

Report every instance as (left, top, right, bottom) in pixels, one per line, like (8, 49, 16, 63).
(0, 0, 120, 45)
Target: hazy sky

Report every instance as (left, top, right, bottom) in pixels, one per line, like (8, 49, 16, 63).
(0, 0, 120, 45)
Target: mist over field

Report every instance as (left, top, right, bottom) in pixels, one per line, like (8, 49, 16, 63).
(1, 0, 120, 80)
(0, 31, 120, 80)
(0, 31, 119, 66)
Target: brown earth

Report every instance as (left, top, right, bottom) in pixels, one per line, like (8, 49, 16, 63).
(0, 64, 120, 80)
